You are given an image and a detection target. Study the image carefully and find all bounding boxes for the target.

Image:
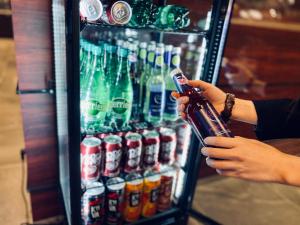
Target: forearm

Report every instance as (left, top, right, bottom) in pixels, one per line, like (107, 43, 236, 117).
(231, 98, 258, 125)
(279, 154, 300, 187)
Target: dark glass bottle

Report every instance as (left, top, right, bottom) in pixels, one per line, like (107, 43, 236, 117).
(170, 68, 233, 144)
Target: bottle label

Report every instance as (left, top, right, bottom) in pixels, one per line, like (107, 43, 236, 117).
(149, 91, 163, 117)
(164, 90, 178, 116)
(139, 49, 147, 60)
(171, 55, 180, 68)
(155, 55, 163, 67)
(147, 52, 155, 64)
(111, 98, 130, 114)
(81, 99, 106, 116)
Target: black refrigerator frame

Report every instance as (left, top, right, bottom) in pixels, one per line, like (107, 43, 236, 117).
(59, 0, 235, 224)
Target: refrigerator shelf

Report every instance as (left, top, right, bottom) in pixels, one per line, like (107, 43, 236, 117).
(81, 21, 208, 37)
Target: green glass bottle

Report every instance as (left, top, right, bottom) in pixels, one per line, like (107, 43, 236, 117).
(163, 47, 181, 121)
(80, 46, 109, 133)
(144, 46, 165, 124)
(139, 42, 156, 116)
(155, 5, 190, 30)
(110, 48, 133, 129)
(129, 0, 158, 27)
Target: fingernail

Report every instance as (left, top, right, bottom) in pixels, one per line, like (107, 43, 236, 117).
(201, 147, 207, 155)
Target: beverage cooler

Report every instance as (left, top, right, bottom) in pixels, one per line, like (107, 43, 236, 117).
(52, 0, 234, 224)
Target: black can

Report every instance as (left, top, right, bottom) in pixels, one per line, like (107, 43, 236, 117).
(81, 182, 105, 225)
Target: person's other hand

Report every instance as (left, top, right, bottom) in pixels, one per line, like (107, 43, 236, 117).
(201, 136, 290, 183)
(171, 80, 226, 119)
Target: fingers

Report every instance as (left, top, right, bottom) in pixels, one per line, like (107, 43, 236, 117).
(201, 147, 238, 160)
(171, 91, 180, 99)
(188, 80, 212, 90)
(205, 157, 237, 170)
(204, 136, 237, 148)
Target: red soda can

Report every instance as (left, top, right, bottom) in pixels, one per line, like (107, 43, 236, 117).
(103, 135, 123, 177)
(124, 132, 142, 173)
(159, 128, 177, 165)
(81, 137, 102, 183)
(175, 120, 192, 167)
(142, 130, 160, 170)
(106, 177, 125, 225)
(81, 182, 105, 225)
(157, 166, 175, 212)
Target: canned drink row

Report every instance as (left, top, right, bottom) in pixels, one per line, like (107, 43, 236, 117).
(81, 167, 177, 225)
(81, 127, 179, 183)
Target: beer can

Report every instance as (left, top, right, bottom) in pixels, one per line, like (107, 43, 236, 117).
(102, 1, 132, 25)
(175, 120, 192, 167)
(159, 128, 177, 165)
(123, 173, 143, 222)
(81, 182, 105, 225)
(103, 135, 123, 177)
(157, 166, 175, 212)
(124, 132, 142, 173)
(81, 137, 102, 183)
(80, 0, 103, 22)
(141, 130, 160, 170)
(142, 170, 161, 217)
(106, 177, 125, 225)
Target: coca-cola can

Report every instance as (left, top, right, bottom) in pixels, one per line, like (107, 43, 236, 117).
(81, 182, 105, 225)
(124, 132, 142, 173)
(81, 137, 102, 183)
(142, 130, 160, 170)
(105, 177, 125, 225)
(159, 128, 177, 165)
(103, 135, 123, 177)
(80, 0, 103, 22)
(175, 120, 192, 167)
(102, 1, 132, 25)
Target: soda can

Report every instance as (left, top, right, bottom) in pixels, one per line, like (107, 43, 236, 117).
(81, 137, 102, 183)
(141, 130, 160, 170)
(103, 135, 123, 177)
(81, 182, 105, 225)
(132, 122, 148, 134)
(80, 0, 103, 22)
(106, 177, 125, 225)
(123, 173, 143, 222)
(157, 166, 175, 212)
(159, 128, 177, 165)
(175, 120, 192, 167)
(124, 132, 142, 173)
(142, 170, 161, 217)
(102, 1, 132, 25)
(96, 126, 113, 140)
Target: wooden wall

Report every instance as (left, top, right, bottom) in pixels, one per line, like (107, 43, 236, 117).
(10, 0, 63, 221)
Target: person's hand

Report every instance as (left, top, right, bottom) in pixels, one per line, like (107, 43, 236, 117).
(171, 80, 226, 119)
(201, 136, 291, 183)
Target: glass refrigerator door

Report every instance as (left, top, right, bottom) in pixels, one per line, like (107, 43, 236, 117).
(56, 0, 234, 224)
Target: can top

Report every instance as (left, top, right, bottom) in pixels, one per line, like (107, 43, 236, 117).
(110, 1, 132, 25)
(106, 177, 125, 190)
(160, 165, 175, 177)
(125, 132, 142, 141)
(144, 170, 161, 182)
(85, 182, 105, 195)
(104, 135, 122, 144)
(125, 173, 143, 185)
(82, 137, 101, 147)
(160, 127, 176, 136)
(143, 130, 159, 139)
(80, 0, 103, 22)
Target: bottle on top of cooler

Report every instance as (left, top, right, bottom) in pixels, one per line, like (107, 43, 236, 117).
(144, 46, 166, 124)
(139, 42, 156, 115)
(80, 45, 110, 133)
(163, 46, 182, 122)
(109, 47, 133, 129)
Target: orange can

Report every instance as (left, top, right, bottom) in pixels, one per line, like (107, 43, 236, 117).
(142, 170, 161, 217)
(157, 166, 174, 212)
(123, 173, 143, 222)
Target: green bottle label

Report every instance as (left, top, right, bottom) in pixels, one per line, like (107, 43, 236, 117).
(155, 55, 163, 67)
(81, 100, 104, 116)
(171, 55, 180, 67)
(111, 98, 130, 114)
(148, 52, 155, 63)
(139, 49, 147, 60)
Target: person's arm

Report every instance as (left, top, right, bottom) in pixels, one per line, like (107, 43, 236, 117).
(253, 99, 300, 140)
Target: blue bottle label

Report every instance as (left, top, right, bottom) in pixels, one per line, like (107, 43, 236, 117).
(164, 90, 178, 116)
(149, 91, 163, 117)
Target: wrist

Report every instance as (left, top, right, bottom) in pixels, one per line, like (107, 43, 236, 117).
(231, 98, 258, 125)
(278, 154, 300, 186)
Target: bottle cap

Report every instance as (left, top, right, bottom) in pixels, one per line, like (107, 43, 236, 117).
(165, 45, 173, 52)
(170, 68, 183, 79)
(139, 42, 147, 49)
(172, 47, 182, 55)
(80, 0, 103, 22)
